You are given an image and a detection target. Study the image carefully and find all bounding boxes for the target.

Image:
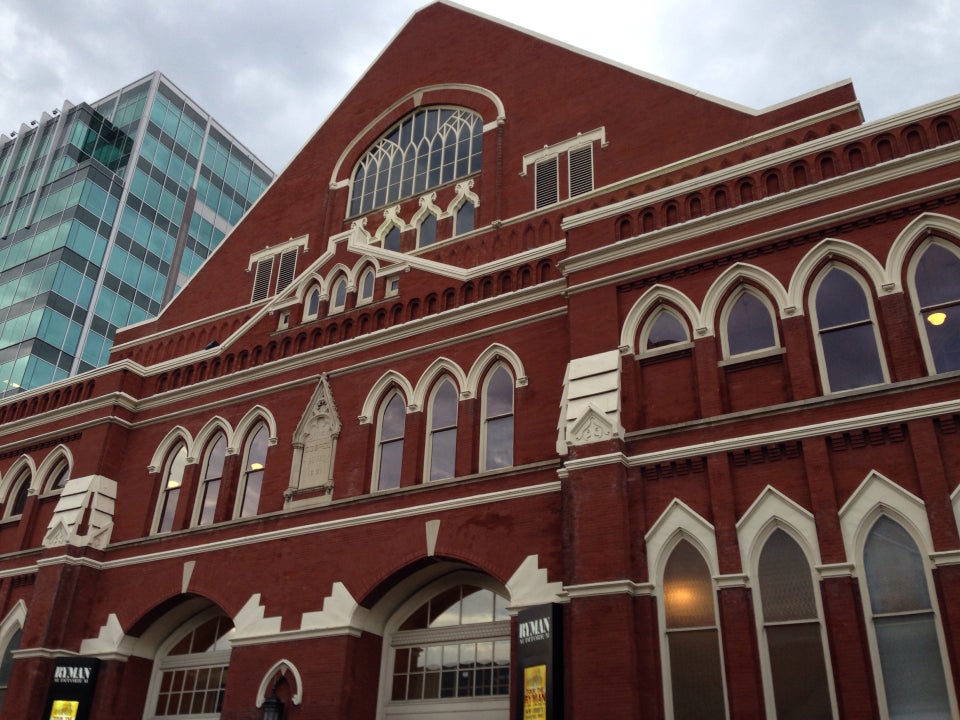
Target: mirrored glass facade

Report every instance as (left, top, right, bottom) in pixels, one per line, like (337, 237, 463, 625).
(0, 73, 272, 395)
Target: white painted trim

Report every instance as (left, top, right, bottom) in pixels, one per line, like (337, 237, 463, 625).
(411, 358, 468, 409)
(464, 343, 527, 398)
(521, 127, 606, 174)
(246, 235, 309, 270)
(34, 445, 74, 494)
(620, 284, 701, 352)
(787, 238, 889, 309)
(360, 371, 415, 424)
(904, 235, 960, 376)
(255, 659, 303, 707)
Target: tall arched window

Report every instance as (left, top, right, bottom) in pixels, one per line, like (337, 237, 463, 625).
(0, 627, 22, 710)
(156, 444, 187, 533)
(375, 393, 406, 491)
(812, 266, 885, 392)
(146, 608, 234, 719)
(910, 241, 960, 374)
(418, 214, 438, 248)
(358, 268, 376, 304)
(47, 459, 69, 492)
(350, 107, 483, 216)
(236, 425, 268, 518)
(481, 366, 513, 471)
(4, 470, 30, 519)
(384, 225, 401, 252)
(641, 307, 689, 352)
(426, 379, 458, 481)
(455, 202, 475, 236)
(196, 434, 226, 526)
(862, 516, 954, 719)
(722, 288, 777, 357)
(304, 286, 321, 320)
(662, 540, 727, 720)
(756, 530, 833, 719)
(330, 277, 348, 314)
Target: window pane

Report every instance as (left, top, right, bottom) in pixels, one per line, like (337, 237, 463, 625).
(726, 291, 775, 356)
(667, 629, 726, 720)
(485, 367, 513, 417)
(766, 623, 833, 720)
(647, 311, 687, 349)
(382, 395, 406, 440)
(875, 614, 951, 720)
(915, 244, 960, 308)
(484, 416, 513, 470)
(758, 530, 817, 622)
(865, 517, 931, 613)
(455, 203, 474, 235)
(664, 541, 715, 628)
(816, 268, 871, 328)
(431, 381, 458, 428)
(923, 302, 960, 373)
(820, 323, 884, 391)
(378, 440, 403, 490)
(429, 428, 456, 481)
(419, 214, 437, 247)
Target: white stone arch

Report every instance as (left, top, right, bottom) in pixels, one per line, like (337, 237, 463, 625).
(410, 192, 443, 225)
(444, 179, 480, 216)
(324, 263, 355, 293)
(412, 358, 468, 409)
(838, 470, 934, 565)
(884, 211, 960, 289)
(292, 272, 326, 303)
(148, 427, 194, 471)
(35, 444, 74, 493)
(787, 238, 888, 311)
(464, 343, 527, 399)
(194, 416, 235, 458)
(0, 455, 36, 503)
(700, 263, 790, 337)
(736, 486, 821, 580)
(360, 371, 415, 424)
(232, 406, 278, 451)
(645, 499, 719, 583)
(620, 284, 703, 353)
(255, 659, 303, 708)
(0, 600, 26, 650)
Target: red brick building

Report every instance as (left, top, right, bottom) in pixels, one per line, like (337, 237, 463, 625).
(0, 3, 959, 719)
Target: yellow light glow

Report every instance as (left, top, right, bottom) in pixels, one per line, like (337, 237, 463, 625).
(666, 587, 695, 608)
(927, 311, 947, 326)
(249, 462, 264, 471)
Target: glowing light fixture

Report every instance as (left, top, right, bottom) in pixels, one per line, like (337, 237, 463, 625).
(927, 311, 947, 326)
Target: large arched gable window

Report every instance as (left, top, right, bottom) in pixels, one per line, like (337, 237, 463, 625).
(426, 378, 458, 482)
(236, 424, 268, 518)
(481, 365, 513, 471)
(810, 265, 886, 392)
(374, 392, 407, 491)
(155, 443, 187, 533)
(350, 107, 483, 217)
(721, 287, 778, 358)
(909, 240, 960, 374)
(195, 433, 227, 527)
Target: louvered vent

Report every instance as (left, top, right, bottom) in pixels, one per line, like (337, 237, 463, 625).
(276, 248, 298, 294)
(251, 257, 274, 302)
(569, 144, 594, 197)
(535, 156, 559, 209)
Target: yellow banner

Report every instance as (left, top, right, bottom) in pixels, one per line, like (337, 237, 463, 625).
(49, 700, 79, 720)
(523, 664, 547, 720)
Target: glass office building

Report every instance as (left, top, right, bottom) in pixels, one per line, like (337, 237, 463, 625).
(0, 72, 273, 395)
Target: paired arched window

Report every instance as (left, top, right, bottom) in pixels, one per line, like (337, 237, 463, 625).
(237, 425, 268, 518)
(722, 288, 778, 357)
(329, 277, 348, 314)
(661, 539, 727, 720)
(196, 434, 226, 526)
(861, 516, 954, 719)
(350, 107, 483, 216)
(641, 307, 690, 352)
(426, 379, 458, 481)
(910, 241, 960, 374)
(755, 530, 833, 719)
(811, 266, 885, 392)
(375, 393, 407, 491)
(156, 444, 187, 533)
(481, 366, 514, 471)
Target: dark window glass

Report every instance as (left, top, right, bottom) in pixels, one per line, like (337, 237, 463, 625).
(385, 226, 401, 252)
(359, 270, 375, 301)
(307, 288, 320, 317)
(418, 214, 437, 248)
(646, 310, 688, 350)
(726, 291, 776, 356)
(238, 425, 268, 518)
(197, 434, 226, 526)
(157, 444, 187, 532)
(483, 367, 513, 470)
(815, 268, 884, 391)
(455, 203, 474, 235)
(377, 394, 406, 490)
(332, 278, 347, 311)
(914, 243, 960, 373)
(429, 380, 458, 481)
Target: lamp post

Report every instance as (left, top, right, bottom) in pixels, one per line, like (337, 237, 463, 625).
(261, 691, 284, 720)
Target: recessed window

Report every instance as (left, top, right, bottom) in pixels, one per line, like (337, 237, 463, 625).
(48, 460, 69, 491)
(418, 214, 438, 248)
(724, 289, 777, 357)
(642, 308, 689, 352)
(662, 540, 727, 720)
(358, 268, 376, 304)
(482, 366, 513, 471)
(912, 242, 960, 374)
(426, 379, 458, 481)
(812, 266, 885, 391)
(156, 444, 187, 533)
(350, 107, 483, 216)
(375, 393, 406, 491)
(237, 425, 268, 518)
(5, 471, 30, 518)
(330, 277, 348, 314)
(384, 225, 401, 252)
(304, 286, 321, 320)
(455, 202, 474, 236)
(0, 627, 23, 711)
(196, 433, 226, 526)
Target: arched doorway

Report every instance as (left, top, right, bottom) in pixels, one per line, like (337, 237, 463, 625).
(377, 569, 511, 720)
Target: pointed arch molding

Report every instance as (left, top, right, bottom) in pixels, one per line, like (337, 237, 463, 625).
(233, 406, 278, 450)
(0, 599, 27, 651)
(885, 212, 960, 288)
(288, 375, 341, 499)
(464, 343, 527, 398)
(148, 427, 193, 471)
(1, 455, 36, 503)
(787, 238, 888, 311)
(256, 659, 303, 708)
(412, 358, 468, 408)
(360, 371, 415, 423)
(736, 486, 821, 574)
(645, 499, 719, 582)
(620, 284, 703, 351)
(35, 444, 74, 493)
(700, 263, 791, 334)
(838, 470, 934, 565)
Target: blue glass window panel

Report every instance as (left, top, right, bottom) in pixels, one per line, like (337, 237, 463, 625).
(820, 323, 884, 390)
(455, 203, 474, 236)
(647, 311, 688, 349)
(816, 268, 871, 328)
(874, 615, 951, 720)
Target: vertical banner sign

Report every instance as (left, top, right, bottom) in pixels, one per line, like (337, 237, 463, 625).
(516, 603, 563, 720)
(41, 657, 100, 720)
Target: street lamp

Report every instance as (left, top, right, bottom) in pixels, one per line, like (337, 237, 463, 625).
(261, 691, 284, 720)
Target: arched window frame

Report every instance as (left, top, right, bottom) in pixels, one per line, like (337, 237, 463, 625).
(329, 276, 348, 314)
(349, 106, 484, 217)
(424, 377, 459, 482)
(235, 424, 268, 519)
(194, 433, 227, 527)
(638, 306, 693, 358)
(357, 267, 376, 305)
(303, 284, 322, 321)
(906, 237, 960, 375)
(143, 606, 235, 720)
(480, 364, 514, 472)
(0, 602, 26, 713)
(154, 443, 187, 533)
(809, 263, 888, 393)
(417, 212, 439, 248)
(373, 390, 407, 492)
(2, 468, 30, 520)
(719, 286, 781, 361)
(45, 459, 70, 493)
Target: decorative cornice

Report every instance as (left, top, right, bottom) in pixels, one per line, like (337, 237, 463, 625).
(562, 580, 653, 598)
(817, 562, 856, 578)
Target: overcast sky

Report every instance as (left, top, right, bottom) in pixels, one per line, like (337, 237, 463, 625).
(1, 0, 958, 173)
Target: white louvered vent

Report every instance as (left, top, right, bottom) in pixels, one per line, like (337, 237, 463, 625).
(275, 248, 298, 294)
(569, 144, 594, 197)
(535, 156, 559, 209)
(251, 257, 274, 302)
